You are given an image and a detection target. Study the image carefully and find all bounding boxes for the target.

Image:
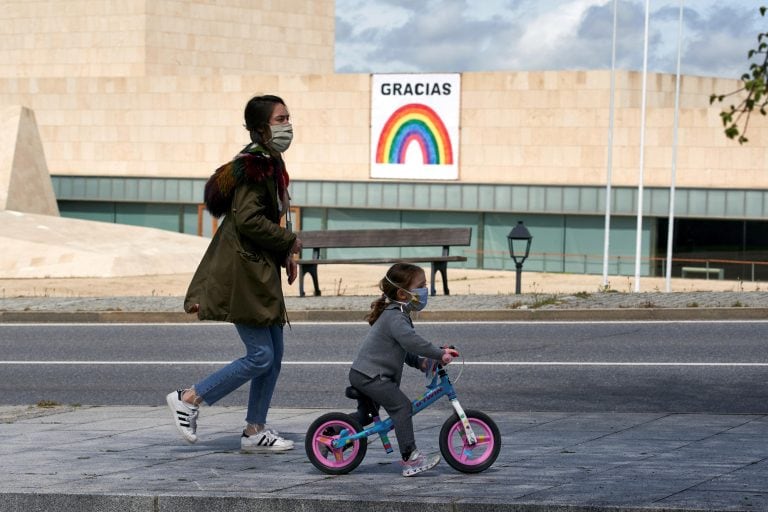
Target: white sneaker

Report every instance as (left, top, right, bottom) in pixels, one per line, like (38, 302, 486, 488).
(166, 390, 199, 444)
(401, 449, 440, 477)
(241, 428, 294, 452)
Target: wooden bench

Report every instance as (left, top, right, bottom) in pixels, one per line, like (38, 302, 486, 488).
(296, 227, 472, 297)
(681, 266, 724, 280)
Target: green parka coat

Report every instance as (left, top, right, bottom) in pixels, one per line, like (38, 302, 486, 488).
(184, 145, 297, 325)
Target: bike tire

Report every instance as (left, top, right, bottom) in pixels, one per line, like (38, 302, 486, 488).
(439, 409, 501, 473)
(305, 412, 367, 475)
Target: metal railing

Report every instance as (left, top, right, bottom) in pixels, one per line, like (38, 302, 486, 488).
(475, 250, 768, 282)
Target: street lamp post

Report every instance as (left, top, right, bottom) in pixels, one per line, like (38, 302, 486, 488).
(507, 221, 533, 295)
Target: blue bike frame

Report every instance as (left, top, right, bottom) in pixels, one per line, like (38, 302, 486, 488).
(332, 366, 477, 452)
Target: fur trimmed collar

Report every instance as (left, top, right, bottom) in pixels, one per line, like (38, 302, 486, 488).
(204, 145, 289, 218)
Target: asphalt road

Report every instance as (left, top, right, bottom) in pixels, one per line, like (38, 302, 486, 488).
(2, 320, 768, 413)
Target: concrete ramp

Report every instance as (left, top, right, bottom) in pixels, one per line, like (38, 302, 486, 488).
(0, 105, 211, 279)
(0, 210, 209, 278)
(0, 106, 59, 216)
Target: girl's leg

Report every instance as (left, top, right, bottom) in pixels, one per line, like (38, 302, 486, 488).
(193, 324, 276, 406)
(242, 324, 284, 425)
(349, 371, 415, 457)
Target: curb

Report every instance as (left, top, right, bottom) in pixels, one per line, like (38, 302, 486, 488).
(0, 311, 196, 323)
(1, 307, 767, 323)
(0, 493, 712, 512)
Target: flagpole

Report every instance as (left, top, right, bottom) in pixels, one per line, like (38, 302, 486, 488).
(602, 0, 618, 287)
(665, 0, 684, 292)
(634, 0, 650, 293)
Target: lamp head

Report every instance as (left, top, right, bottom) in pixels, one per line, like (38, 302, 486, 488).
(507, 221, 532, 263)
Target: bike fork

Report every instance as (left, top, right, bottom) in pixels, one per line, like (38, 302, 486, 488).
(449, 398, 477, 445)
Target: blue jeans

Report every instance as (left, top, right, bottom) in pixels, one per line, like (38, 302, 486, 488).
(194, 324, 284, 425)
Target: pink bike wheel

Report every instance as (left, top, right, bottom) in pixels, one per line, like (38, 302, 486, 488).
(305, 412, 367, 475)
(439, 409, 501, 473)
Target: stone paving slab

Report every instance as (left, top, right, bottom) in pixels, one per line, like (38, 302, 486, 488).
(2, 405, 767, 511)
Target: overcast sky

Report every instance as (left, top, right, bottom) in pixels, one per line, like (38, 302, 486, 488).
(335, 0, 767, 79)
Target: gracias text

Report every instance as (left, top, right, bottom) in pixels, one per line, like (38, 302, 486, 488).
(380, 82, 452, 96)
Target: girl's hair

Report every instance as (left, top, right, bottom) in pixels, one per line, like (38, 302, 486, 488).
(243, 94, 285, 153)
(365, 262, 424, 325)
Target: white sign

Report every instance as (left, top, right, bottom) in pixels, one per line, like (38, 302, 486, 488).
(370, 73, 460, 180)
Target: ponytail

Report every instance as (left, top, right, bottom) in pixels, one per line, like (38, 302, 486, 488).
(365, 294, 388, 325)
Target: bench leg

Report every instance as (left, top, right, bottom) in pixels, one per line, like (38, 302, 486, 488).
(299, 263, 321, 297)
(430, 261, 449, 296)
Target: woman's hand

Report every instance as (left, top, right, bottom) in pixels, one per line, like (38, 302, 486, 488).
(186, 303, 200, 314)
(290, 237, 303, 254)
(285, 256, 298, 285)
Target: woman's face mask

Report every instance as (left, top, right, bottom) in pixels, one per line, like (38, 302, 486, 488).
(268, 123, 293, 152)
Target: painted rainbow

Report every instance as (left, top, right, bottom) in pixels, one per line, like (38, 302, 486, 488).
(375, 103, 453, 165)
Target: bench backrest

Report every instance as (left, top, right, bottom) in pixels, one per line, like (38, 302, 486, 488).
(298, 227, 472, 249)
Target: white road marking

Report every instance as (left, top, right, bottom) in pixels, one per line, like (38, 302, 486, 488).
(2, 319, 768, 327)
(1, 361, 768, 367)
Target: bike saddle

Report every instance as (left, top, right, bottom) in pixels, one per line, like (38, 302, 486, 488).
(345, 386, 378, 422)
(344, 386, 364, 400)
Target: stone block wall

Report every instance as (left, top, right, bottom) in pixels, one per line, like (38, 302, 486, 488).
(0, 1, 147, 78)
(1, 69, 765, 191)
(0, 0, 334, 77)
(0, 0, 764, 191)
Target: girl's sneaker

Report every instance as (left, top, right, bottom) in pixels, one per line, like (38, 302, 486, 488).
(241, 428, 294, 452)
(401, 449, 441, 477)
(166, 390, 199, 443)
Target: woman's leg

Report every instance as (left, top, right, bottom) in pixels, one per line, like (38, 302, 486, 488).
(193, 324, 276, 407)
(243, 324, 284, 425)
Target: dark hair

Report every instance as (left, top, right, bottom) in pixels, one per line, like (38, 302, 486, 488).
(365, 263, 424, 325)
(244, 94, 285, 150)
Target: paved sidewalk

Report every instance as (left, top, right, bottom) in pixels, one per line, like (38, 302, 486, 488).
(2, 405, 767, 512)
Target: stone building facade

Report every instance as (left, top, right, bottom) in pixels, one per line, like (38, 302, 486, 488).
(1, 0, 766, 279)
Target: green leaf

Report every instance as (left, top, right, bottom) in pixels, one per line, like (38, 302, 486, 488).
(725, 126, 739, 139)
(761, 6, 767, 16)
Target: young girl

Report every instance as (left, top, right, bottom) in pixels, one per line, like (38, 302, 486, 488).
(349, 262, 459, 477)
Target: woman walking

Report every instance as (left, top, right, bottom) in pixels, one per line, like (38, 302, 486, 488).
(166, 94, 302, 452)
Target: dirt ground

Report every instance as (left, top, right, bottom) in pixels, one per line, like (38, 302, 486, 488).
(0, 265, 760, 298)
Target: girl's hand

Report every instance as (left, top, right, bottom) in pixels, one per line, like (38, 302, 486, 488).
(441, 347, 459, 365)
